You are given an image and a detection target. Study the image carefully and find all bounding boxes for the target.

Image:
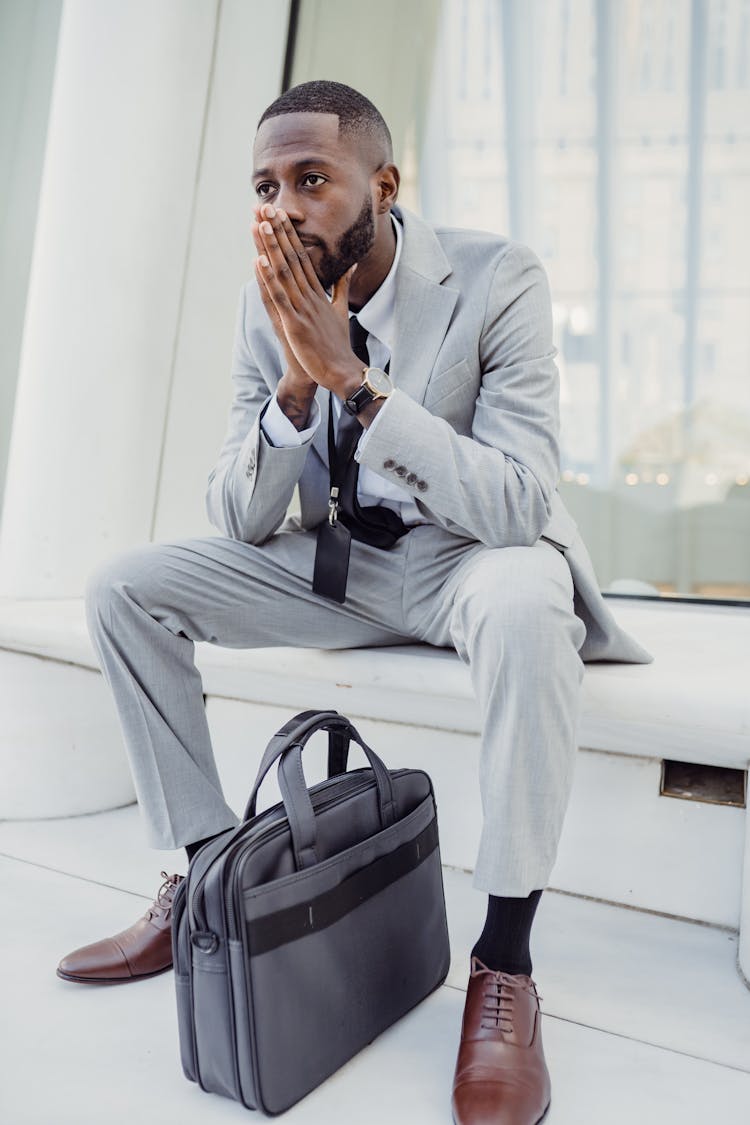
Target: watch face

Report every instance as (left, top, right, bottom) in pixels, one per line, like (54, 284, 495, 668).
(365, 368, 392, 396)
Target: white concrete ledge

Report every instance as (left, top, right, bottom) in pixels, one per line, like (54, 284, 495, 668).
(2, 594, 748, 983)
(0, 596, 748, 769)
(0, 648, 135, 817)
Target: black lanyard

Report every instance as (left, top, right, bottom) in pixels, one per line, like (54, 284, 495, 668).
(325, 357, 390, 527)
(325, 392, 360, 527)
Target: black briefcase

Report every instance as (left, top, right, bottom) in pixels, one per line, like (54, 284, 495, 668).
(172, 709, 451, 1115)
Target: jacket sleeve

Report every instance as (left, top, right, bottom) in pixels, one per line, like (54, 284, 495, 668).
(355, 243, 560, 548)
(205, 283, 316, 544)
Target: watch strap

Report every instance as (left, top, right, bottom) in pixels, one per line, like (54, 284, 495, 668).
(343, 382, 377, 416)
(344, 364, 392, 416)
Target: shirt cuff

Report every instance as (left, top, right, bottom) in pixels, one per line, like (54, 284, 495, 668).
(261, 391, 320, 447)
(355, 393, 394, 458)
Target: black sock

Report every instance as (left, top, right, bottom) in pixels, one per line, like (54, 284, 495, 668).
(471, 889, 543, 976)
(185, 831, 224, 863)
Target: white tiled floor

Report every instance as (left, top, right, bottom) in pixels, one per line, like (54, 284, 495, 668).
(1, 805, 749, 1124)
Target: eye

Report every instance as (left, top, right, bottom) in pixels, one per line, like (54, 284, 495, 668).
(255, 182, 275, 198)
(302, 173, 327, 188)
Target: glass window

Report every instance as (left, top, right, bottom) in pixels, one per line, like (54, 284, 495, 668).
(290, 0, 750, 602)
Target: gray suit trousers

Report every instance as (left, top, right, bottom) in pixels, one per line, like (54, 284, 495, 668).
(85, 520, 585, 897)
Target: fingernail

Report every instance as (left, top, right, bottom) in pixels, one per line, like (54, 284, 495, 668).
(258, 254, 269, 268)
(261, 221, 273, 235)
(264, 204, 276, 218)
(278, 209, 287, 221)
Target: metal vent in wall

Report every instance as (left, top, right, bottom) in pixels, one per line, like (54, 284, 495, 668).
(660, 760, 747, 808)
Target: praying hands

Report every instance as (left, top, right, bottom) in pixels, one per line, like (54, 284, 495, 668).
(251, 202, 365, 428)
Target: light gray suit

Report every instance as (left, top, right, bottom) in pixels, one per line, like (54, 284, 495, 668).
(85, 205, 651, 897)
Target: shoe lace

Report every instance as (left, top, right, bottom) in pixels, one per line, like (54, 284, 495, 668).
(145, 871, 183, 922)
(471, 957, 543, 1033)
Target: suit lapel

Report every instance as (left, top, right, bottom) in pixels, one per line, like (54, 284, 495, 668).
(389, 206, 457, 407)
(309, 206, 457, 469)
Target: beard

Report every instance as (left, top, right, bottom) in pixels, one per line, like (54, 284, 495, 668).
(314, 195, 376, 290)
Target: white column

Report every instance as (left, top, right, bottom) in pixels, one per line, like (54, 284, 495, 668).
(0, 0, 292, 819)
(0, 0, 63, 515)
(150, 0, 292, 541)
(0, 0, 219, 597)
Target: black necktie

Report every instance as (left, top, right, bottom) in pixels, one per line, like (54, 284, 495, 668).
(333, 316, 371, 482)
(311, 316, 409, 603)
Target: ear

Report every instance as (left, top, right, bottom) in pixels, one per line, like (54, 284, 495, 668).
(374, 162, 400, 213)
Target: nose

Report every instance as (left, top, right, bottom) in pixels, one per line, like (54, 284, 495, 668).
(273, 188, 304, 224)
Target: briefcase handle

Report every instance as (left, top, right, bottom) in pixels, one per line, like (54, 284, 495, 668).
(244, 711, 346, 813)
(245, 708, 352, 782)
(243, 710, 397, 871)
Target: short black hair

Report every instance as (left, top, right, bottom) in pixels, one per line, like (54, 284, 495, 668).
(258, 80, 393, 162)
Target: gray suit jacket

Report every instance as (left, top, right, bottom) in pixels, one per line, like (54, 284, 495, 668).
(207, 205, 652, 664)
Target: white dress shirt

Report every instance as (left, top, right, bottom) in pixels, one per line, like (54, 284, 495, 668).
(260, 214, 426, 526)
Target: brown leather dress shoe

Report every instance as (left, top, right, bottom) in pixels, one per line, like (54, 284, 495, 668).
(452, 957, 551, 1125)
(56, 871, 184, 984)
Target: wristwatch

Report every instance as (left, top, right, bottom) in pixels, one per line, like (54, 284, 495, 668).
(343, 367, 393, 416)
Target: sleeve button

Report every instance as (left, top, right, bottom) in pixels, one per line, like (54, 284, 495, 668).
(416, 480, 428, 492)
(406, 472, 418, 485)
(395, 465, 407, 477)
(383, 458, 396, 470)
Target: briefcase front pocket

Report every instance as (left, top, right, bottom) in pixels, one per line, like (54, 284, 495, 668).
(241, 793, 449, 1115)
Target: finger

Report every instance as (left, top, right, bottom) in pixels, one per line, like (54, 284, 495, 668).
(277, 209, 324, 292)
(253, 202, 272, 236)
(256, 203, 322, 294)
(255, 252, 293, 315)
(258, 219, 304, 309)
(255, 260, 294, 347)
(331, 263, 357, 314)
(254, 258, 280, 321)
(267, 212, 311, 294)
(251, 220, 266, 260)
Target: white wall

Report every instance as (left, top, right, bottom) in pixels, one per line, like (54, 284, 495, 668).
(0, 0, 290, 597)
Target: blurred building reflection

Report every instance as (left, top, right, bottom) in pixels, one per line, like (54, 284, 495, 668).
(294, 0, 750, 598)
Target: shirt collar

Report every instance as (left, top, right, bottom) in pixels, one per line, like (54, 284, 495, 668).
(348, 211, 402, 352)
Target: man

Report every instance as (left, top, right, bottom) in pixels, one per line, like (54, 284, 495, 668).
(57, 81, 651, 1123)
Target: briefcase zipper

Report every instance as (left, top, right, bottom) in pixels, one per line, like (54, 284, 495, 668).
(189, 769, 378, 938)
(225, 767, 413, 942)
(225, 772, 389, 940)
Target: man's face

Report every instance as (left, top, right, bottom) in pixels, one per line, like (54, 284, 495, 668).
(252, 112, 377, 290)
